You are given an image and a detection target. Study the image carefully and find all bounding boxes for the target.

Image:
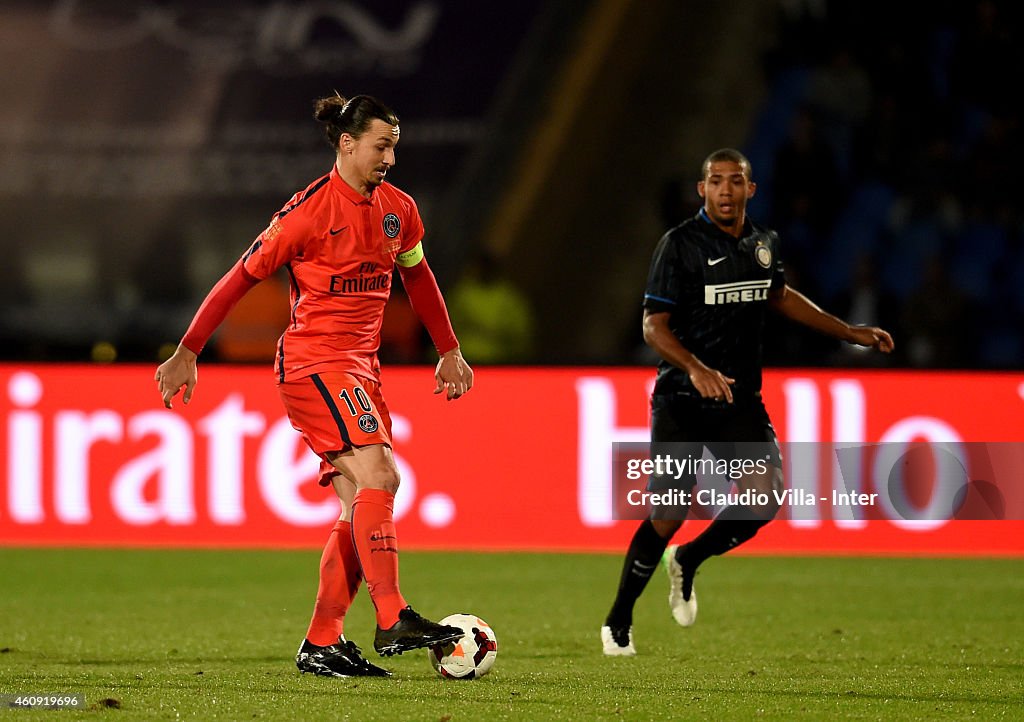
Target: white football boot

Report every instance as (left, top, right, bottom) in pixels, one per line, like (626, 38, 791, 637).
(664, 545, 698, 626)
(600, 625, 636, 656)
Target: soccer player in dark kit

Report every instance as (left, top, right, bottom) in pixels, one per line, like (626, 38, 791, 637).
(155, 93, 473, 677)
(601, 148, 894, 655)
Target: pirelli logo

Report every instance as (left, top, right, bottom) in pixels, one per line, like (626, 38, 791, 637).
(704, 279, 772, 305)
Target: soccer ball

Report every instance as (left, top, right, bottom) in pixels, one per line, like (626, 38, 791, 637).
(426, 614, 498, 679)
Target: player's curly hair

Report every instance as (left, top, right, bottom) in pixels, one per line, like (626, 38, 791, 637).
(313, 92, 399, 149)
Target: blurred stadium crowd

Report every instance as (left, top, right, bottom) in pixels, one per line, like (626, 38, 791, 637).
(0, 0, 1019, 369)
(751, 0, 1023, 369)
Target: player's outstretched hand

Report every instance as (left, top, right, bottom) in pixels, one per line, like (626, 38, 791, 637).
(688, 362, 735, 404)
(847, 325, 894, 353)
(155, 344, 199, 409)
(434, 347, 473, 401)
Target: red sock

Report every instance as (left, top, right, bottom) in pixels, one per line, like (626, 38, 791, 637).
(305, 519, 362, 646)
(351, 488, 407, 629)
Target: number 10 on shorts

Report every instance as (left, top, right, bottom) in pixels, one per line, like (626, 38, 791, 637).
(338, 385, 380, 434)
(338, 386, 373, 416)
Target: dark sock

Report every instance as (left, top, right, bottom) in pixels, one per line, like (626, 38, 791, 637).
(605, 519, 670, 627)
(678, 505, 772, 571)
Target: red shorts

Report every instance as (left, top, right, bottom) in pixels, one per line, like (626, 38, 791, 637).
(278, 372, 394, 486)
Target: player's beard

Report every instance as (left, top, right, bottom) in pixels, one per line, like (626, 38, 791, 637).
(367, 167, 387, 188)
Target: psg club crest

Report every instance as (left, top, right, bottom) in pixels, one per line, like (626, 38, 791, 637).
(382, 213, 401, 238)
(358, 413, 379, 433)
(755, 243, 772, 269)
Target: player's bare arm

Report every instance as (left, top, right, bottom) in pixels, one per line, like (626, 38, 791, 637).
(768, 284, 894, 352)
(643, 310, 735, 403)
(154, 344, 198, 409)
(434, 346, 474, 400)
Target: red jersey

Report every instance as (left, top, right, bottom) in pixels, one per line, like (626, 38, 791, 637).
(242, 165, 424, 383)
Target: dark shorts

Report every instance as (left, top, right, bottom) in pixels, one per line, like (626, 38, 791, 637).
(648, 393, 782, 495)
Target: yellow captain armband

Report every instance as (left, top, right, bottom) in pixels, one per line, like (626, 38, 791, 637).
(396, 241, 424, 267)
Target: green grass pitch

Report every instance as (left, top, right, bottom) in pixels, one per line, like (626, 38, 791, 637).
(0, 548, 1022, 720)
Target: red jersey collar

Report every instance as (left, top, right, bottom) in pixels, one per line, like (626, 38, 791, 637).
(329, 163, 374, 205)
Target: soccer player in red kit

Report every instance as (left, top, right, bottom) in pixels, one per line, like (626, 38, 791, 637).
(155, 93, 473, 678)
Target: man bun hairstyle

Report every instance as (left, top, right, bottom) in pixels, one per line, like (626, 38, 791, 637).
(313, 93, 400, 149)
(702, 148, 752, 180)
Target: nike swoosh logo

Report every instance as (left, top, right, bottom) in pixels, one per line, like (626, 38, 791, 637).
(707, 256, 727, 266)
(329, 226, 349, 235)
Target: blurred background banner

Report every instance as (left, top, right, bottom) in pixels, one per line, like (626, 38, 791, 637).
(2, 364, 1022, 554)
(0, 2, 1021, 549)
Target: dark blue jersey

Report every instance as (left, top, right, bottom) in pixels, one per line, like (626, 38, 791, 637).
(643, 209, 786, 399)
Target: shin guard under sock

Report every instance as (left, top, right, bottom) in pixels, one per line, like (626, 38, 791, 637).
(679, 505, 772, 570)
(351, 488, 407, 629)
(306, 519, 362, 646)
(606, 519, 670, 627)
